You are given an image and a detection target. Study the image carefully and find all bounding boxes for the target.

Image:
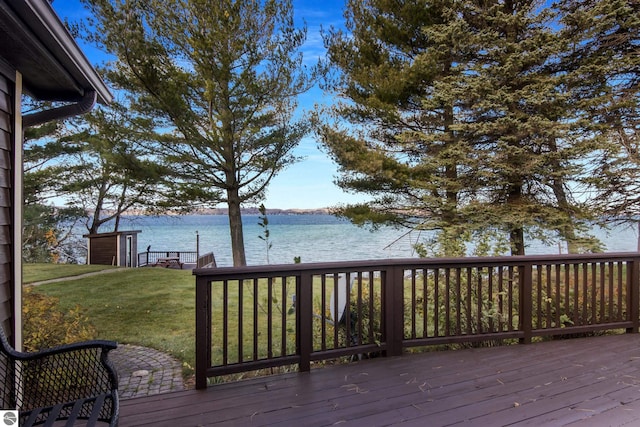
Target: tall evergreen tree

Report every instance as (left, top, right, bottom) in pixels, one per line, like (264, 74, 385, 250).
(320, 0, 635, 255)
(81, 0, 321, 266)
(458, 0, 602, 255)
(318, 0, 484, 256)
(557, 0, 640, 221)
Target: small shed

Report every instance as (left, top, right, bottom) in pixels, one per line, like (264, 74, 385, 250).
(84, 230, 142, 267)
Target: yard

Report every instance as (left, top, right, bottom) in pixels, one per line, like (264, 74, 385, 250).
(25, 264, 197, 377)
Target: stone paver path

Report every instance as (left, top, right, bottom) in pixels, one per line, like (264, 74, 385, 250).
(110, 344, 185, 399)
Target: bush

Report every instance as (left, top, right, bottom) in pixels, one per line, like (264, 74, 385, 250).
(22, 286, 96, 352)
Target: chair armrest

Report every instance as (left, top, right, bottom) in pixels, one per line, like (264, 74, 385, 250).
(3, 339, 117, 362)
(7, 340, 119, 413)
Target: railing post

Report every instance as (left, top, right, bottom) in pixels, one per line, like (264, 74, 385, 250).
(627, 258, 640, 334)
(195, 275, 212, 389)
(298, 273, 312, 372)
(384, 266, 404, 357)
(520, 264, 532, 344)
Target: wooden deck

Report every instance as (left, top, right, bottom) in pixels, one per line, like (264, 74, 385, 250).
(120, 333, 640, 426)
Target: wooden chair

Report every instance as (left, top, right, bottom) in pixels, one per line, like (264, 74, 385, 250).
(0, 327, 119, 426)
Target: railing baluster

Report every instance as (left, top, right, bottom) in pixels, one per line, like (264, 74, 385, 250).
(267, 277, 273, 359)
(564, 263, 570, 324)
(238, 280, 243, 363)
(333, 273, 339, 349)
(488, 267, 494, 333)
(508, 266, 514, 332)
(456, 268, 462, 335)
(321, 274, 326, 351)
(253, 278, 258, 361)
(546, 264, 552, 329)
(445, 268, 451, 337)
(555, 265, 561, 328)
(434, 268, 439, 337)
(345, 272, 352, 347)
(598, 262, 603, 323)
(466, 268, 472, 335)
(423, 269, 428, 339)
(477, 267, 483, 335)
(369, 270, 375, 343)
(582, 262, 588, 326)
(591, 263, 597, 324)
(281, 276, 287, 357)
(357, 272, 363, 346)
(534, 265, 541, 329)
(573, 263, 579, 326)
(223, 280, 228, 366)
(411, 270, 417, 339)
(498, 266, 504, 332)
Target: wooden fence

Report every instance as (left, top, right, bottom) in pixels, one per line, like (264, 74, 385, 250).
(193, 253, 640, 389)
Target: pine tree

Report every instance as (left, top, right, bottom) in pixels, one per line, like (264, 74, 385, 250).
(81, 0, 321, 265)
(319, 0, 486, 255)
(320, 0, 639, 255)
(58, 102, 170, 234)
(557, 0, 640, 221)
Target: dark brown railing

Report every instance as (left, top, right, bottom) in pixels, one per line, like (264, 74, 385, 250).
(193, 253, 640, 389)
(138, 251, 198, 266)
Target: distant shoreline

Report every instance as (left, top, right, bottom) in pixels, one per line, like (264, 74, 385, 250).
(116, 207, 337, 216)
(193, 207, 335, 215)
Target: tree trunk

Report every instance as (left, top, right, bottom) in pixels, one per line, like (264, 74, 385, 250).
(548, 138, 579, 253)
(510, 227, 525, 256)
(227, 188, 247, 266)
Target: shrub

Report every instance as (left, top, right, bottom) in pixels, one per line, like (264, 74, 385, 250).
(22, 286, 96, 352)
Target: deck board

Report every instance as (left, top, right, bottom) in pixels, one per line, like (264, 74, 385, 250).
(119, 334, 640, 426)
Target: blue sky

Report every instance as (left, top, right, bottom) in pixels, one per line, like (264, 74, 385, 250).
(51, 0, 369, 210)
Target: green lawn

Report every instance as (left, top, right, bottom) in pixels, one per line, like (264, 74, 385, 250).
(26, 264, 196, 375)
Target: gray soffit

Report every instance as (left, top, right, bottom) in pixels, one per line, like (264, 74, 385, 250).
(0, 0, 112, 104)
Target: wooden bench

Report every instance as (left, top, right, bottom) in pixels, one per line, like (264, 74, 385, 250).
(0, 327, 119, 426)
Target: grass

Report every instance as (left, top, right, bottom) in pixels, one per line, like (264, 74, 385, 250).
(24, 263, 119, 283)
(25, 264, 196, 376)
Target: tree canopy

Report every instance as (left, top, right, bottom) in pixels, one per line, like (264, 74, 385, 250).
(81, 0, 322, 265)
(318, 0, 639, 255)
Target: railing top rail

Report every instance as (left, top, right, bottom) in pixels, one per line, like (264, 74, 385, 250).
(193, 252, 640, 279)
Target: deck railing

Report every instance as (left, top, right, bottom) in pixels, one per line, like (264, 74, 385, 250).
(138, 250, 198, 266)
(193, 253, 640, 389)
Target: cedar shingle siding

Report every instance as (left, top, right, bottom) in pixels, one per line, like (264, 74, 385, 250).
(0, 71, 13, 343)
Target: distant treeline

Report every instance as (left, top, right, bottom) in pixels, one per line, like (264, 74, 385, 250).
(197, 207, 333, 216)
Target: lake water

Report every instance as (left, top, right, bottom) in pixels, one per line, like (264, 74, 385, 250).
(108, 214, 640, 267)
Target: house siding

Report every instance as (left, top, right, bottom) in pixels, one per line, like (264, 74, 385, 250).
(0, 70, 14, 345)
